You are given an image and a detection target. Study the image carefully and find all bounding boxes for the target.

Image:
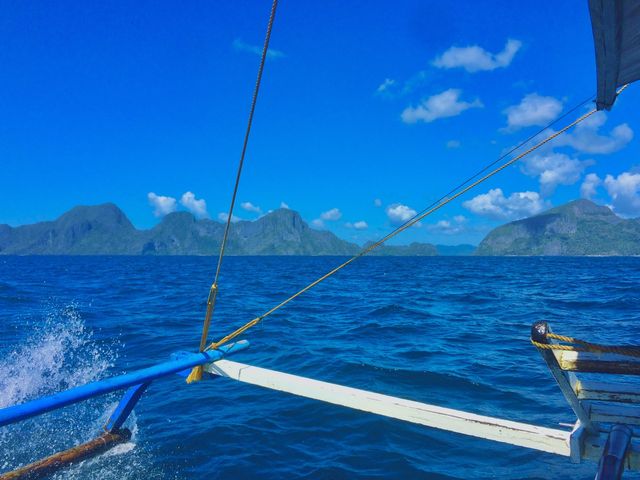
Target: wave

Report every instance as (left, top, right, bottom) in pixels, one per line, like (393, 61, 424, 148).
(0, 304, 152, 479)
(367, 303, 435, 319)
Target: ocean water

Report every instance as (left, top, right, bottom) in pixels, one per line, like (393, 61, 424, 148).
(1, 255, 639, 479)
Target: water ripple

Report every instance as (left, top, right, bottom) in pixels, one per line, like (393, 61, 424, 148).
(2, 256, 639, 479)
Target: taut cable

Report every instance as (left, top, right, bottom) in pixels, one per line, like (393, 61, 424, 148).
(206, 100, 619, 352)
(187, 0, 279, 383)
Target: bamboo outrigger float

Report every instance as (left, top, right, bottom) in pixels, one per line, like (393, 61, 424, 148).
(2, 0, 640, 478)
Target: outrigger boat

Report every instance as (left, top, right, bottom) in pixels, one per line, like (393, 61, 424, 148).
(2, 0, 640, 479)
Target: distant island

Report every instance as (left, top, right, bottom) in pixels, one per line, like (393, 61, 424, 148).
(477, 199, 640, 256)
(0, 204, 472, 256)
(1, 199, 638, 256)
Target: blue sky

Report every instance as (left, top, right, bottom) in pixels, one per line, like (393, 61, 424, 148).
(2, 0, 639, 245)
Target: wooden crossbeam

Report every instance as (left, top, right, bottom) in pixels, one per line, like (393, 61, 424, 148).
(531, 322, 640, 470)
(575, 380, 640, 404)
(206, 360, 571, 455)
(205, 360, 640, 469)
(588, 402, 640, 426)
(556, 351, 640, 375)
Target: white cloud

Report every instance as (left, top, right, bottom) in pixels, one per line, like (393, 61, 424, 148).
(428, 215, 467, 234)
(180, 191, 209, 219)
(240, 201, 262, 214)
(147, 192, 177, 217)
(446, 140, 461, 149)
(503, 93, 563, 130)
(373, 71, 429, 97)
(233, 38, 285, 59)
(434, 220, 454, 229)
(320, 208, 342, 221)
(346, 220, 368, 230)
(353, 220, 368, 230)
(429, 220, 459, 234)
(463, 188, 548, 220)
(310, 218, 325, 229)
(386, 203, 418, 225)
(280, 201, 290, 209)
(217, 212, 241, 223)
(580, 173, 602, 199)
(521, 152, 590, 196)
(603, 172, 640, 216)
(433, 39, 522, 73)
(401, 89, 482, 124)
(376, 78, 396, 94)
(554, 111, 633, 154)
(374, 198, 382, 207)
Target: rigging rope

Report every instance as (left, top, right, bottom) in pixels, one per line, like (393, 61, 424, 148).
(186, 0, 279, 383)
(532, 332, 640, 358)
(414, 92, 596, 221)
(204, 84, 629, 353)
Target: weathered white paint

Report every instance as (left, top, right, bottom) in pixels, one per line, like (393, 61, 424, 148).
(538, 350, 594, 431)
(569, 422, 585, 464)
(557, 351, 640, 375)
(205, 360, 571, 456)
(588, 402, 640, 426)
(575, 380, 640, 403)
(206, 360, 640, 469)
(531, 325, 640, 469)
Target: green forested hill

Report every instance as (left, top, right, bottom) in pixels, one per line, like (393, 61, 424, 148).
(476, 200, 640, 256)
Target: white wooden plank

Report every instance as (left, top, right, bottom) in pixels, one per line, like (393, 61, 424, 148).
(205, 360, 571, 456)
(557, 351, 640, 375)
(588, 402, 640, 426)
(569, 422, 585, 464)
(575, 380, 640, 403)
(539, 351, 593, 430)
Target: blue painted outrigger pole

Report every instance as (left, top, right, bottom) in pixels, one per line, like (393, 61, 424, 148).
(0, 340, 249, 429)
(0, 340, 249, 479)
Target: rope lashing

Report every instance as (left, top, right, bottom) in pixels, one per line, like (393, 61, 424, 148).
(186, 0, 279, 383)
(204, 85, 630, 353)
(532, 332, 640, 358)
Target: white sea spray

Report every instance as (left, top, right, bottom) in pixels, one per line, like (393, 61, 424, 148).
(0, 303, 153, 479)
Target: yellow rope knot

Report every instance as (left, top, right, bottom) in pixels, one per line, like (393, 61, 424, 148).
(186, 283, 219, 384)
(531, 331, 640, 358)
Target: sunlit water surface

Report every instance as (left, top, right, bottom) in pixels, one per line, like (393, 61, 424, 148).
(1, 256, 639, 479)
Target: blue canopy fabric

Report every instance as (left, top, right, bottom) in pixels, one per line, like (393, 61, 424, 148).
(589, 0, 640, 110)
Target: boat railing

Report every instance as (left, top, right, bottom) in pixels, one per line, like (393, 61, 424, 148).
(531, 321, 640, 479)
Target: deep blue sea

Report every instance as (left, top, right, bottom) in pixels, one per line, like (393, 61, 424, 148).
(1, 256, 639, 479)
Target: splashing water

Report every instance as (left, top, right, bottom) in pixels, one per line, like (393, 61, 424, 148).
(0, 304, 113, 408)
(0, 304, 152, 478)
